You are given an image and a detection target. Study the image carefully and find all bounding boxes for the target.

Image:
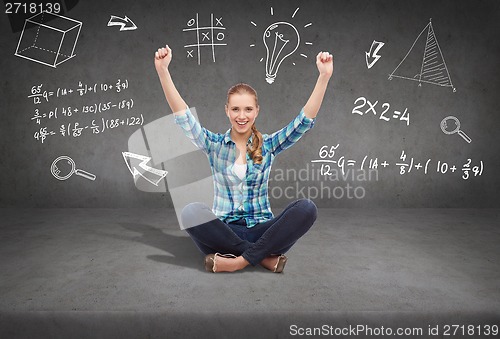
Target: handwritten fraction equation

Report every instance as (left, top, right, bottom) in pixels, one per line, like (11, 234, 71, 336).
(33, 115, 144, 143)
(28, 79, 129, 104)
(30, 98, 134, 124)
(312, 145, 484, 180)
(351, 96, 410, 126)
(27, 77, 140, 145)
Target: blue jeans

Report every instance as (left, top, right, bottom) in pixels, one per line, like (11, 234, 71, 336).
(181, 199, 318, 266)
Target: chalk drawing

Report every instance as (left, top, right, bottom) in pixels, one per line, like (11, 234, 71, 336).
(51, 156, 96, 181)
(250, 7, 313, 84)
(27, 80, 142, 144)
(440, 116, 471, 143)
(122, 152, 168, 186)
(263, 22, 300, 84)
(107, 15, 137, 31)
(183, 13, 226, 65)
(389, 19, 456, 91)
(351, 96, 410, 125)
(311, 145, 483, 180)
(366, 40, 384, 69)
(15, 11, 82, 68)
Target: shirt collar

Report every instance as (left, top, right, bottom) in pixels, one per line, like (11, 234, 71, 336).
(223, 128, 254, 145)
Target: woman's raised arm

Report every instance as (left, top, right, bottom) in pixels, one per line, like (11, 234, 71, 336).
(303, 51, 334, 119)
(154, 45, 188, 116)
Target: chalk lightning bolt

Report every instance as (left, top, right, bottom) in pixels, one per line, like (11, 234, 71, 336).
(365, 40, 385, 69)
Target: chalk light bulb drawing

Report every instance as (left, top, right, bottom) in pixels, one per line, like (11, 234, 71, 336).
(263, 22, 300, 84)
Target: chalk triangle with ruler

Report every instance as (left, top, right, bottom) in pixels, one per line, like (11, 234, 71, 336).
(389, 19, 455, 92)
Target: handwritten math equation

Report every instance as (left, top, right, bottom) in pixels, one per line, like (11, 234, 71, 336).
(312, 145, 484, 180)
(33, 115, 144, 143)
(31, 98, 134, 124)
(351, 96, 410, 126)
(28, 79, 129, 104)
(27, 78, 142, 144)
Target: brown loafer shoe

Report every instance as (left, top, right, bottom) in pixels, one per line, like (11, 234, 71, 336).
(204, 254, 216, 272)
(273, 254, 287, 273)
(204, 253, 237, 273)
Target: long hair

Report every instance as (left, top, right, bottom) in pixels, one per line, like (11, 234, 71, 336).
(227, 83, 263, 165)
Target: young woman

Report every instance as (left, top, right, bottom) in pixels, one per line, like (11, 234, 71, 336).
(155, 44, 333, 273)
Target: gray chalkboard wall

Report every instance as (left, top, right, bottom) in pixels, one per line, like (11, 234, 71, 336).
(1, 0, 499, 208)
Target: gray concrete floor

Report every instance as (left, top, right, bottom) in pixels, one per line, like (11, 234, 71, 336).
(0, 208, 499, 338)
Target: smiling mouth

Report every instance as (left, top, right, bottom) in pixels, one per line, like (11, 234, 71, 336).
(236, 121, 249, 126)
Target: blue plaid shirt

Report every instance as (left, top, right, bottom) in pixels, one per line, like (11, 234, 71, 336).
(174, 107, 316, 227)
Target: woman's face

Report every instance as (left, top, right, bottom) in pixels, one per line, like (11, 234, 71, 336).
(225, 93, 259, 137)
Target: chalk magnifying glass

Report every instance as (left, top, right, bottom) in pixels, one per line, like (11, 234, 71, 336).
(50, 156, 96, 181)
(440, 116, 472, 143)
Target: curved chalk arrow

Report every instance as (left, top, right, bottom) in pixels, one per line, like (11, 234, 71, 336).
(122, 152, 167, 186)
(107, 15, 137, 31)
(366, 40, 385, 69)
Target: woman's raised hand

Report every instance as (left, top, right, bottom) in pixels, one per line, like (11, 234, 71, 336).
(316, 51, 334, 78)
(154, 45, 172, 72)
(154, 44, 188, 114)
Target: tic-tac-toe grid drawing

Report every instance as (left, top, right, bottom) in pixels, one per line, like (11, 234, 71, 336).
(183, 13, 226, 65)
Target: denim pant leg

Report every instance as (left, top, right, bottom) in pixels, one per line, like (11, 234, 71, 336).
(241, 199, 318, 266)
(181, 202, 253, 255)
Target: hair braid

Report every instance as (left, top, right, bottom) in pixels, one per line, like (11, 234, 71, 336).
(248, 123, 263, 164)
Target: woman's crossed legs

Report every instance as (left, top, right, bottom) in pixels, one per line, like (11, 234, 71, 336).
(181, 199, 317, 272)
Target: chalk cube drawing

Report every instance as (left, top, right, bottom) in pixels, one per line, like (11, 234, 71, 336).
(15, 11, 82, 68)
